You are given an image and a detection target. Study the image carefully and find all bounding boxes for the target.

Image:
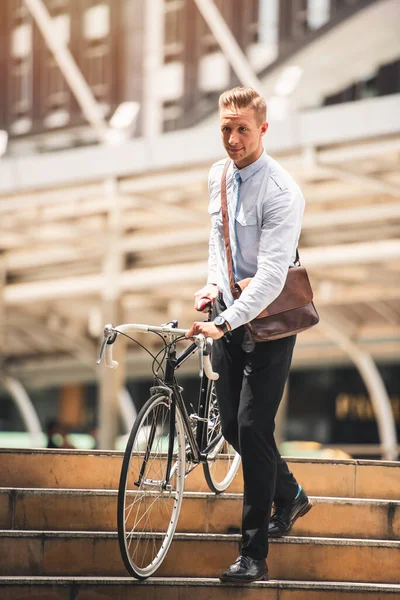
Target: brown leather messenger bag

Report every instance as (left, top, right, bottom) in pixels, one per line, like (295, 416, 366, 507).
(220, 159, 319, 342)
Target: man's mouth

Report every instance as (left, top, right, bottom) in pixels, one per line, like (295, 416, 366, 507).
(228, 147, 243, 153)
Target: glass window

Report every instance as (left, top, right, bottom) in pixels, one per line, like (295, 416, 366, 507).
(258, 0, 279, 45)
(53, 13, 71, 45)
(164, 0, 184, 62)
(11, 23, 32, 58)
(307, 0, 330, 30)
(83, 3, 110, 40)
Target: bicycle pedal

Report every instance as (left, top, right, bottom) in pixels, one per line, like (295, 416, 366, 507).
(189, 413, 208, 423)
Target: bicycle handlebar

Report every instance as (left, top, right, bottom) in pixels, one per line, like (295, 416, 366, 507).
(97, 323, 219, 381)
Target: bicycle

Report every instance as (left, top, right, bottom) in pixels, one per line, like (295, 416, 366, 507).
(97, 309, 241, 580)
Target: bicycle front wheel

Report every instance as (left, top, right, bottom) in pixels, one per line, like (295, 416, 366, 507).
(203, 381, 241, 493)
(117, 393, 185, 579)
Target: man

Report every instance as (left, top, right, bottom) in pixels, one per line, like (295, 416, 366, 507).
(186, 87, 312, 583)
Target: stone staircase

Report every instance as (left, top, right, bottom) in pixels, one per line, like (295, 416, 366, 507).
(0, 448, 399, 599)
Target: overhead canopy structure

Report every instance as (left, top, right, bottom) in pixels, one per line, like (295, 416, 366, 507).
(0, 0, 399, 456)
(2, 90, 399, 387)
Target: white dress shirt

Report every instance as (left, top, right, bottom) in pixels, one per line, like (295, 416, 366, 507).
(207, 150, 305, 331)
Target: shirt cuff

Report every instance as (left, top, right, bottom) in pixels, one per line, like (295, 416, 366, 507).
(207, 276, 218, 286)
(217, 306, 243, 331)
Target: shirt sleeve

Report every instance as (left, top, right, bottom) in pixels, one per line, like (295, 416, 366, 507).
(220, 186, 305, 330)
(207, 221, 219, 285)
(207, 167, 219, 285)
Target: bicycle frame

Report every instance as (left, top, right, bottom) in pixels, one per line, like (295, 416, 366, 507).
(149, 336, 223, 487)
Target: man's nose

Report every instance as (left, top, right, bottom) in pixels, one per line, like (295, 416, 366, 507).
(228, 132, 238, 146)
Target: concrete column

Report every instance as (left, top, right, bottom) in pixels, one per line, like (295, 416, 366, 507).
(98, 307, 126, 449)
(98, 178, 126, 449)
(258, 0, 279, 45)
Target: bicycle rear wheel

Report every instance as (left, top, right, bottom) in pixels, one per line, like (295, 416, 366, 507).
(117, 392, 185, 579)
(203, 381, 241, 493)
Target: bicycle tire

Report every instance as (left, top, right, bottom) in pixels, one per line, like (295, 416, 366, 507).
(117, 392, 185, 579)
(203, 381, 241, 493)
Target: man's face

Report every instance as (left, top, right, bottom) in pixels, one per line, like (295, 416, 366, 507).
(220, 105, 268, 169)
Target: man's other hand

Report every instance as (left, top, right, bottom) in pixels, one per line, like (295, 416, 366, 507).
(194, 283, 218, 312)
(186, 321, 225, 340)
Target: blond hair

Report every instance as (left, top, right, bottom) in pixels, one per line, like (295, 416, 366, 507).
(219, 87, 267, 124)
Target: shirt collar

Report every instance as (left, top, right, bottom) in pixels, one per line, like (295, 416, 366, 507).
(233, 150, 268, 182)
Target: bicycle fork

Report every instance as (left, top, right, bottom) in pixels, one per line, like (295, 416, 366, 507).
(134, 389, 175, 492)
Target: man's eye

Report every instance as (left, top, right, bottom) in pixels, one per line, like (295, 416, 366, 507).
(240, 127, 248, 132)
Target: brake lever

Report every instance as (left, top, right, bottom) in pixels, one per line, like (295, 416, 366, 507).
(96, 323, 117, 365)
(195, 335, 205, 377)
(196, 298, 212, 312)
(97, 337, 108, 365)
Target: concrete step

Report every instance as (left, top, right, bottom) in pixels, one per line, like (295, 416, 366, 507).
(1, 488, 399, 540)
(1, 530, 399, 583)
(1, 449, 399, 499)
(1, 577, 400, 600)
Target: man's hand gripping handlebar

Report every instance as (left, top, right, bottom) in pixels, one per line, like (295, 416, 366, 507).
(96, 323, 219, 381)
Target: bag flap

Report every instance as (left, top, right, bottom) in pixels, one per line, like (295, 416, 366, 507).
(237, 266, 314, 319)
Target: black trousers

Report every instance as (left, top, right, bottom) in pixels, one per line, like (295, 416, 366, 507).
(212, 297, 299, 560)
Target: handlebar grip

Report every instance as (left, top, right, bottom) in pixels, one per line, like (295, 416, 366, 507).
(105, 345, 119, 369)
(196, 297, 212, 312)
(203, 353, 219, 381)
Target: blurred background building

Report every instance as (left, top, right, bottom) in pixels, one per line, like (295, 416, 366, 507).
(0, 0, 399, 459)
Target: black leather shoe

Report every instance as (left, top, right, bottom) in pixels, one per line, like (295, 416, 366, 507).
(269, 488, 313, 538)
(219, 555, 269, 583)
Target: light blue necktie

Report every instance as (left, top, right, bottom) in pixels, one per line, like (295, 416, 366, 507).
(229, 170, 241, 279)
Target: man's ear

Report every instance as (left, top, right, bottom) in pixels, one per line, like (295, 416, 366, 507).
(260, 121, 269, 136)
